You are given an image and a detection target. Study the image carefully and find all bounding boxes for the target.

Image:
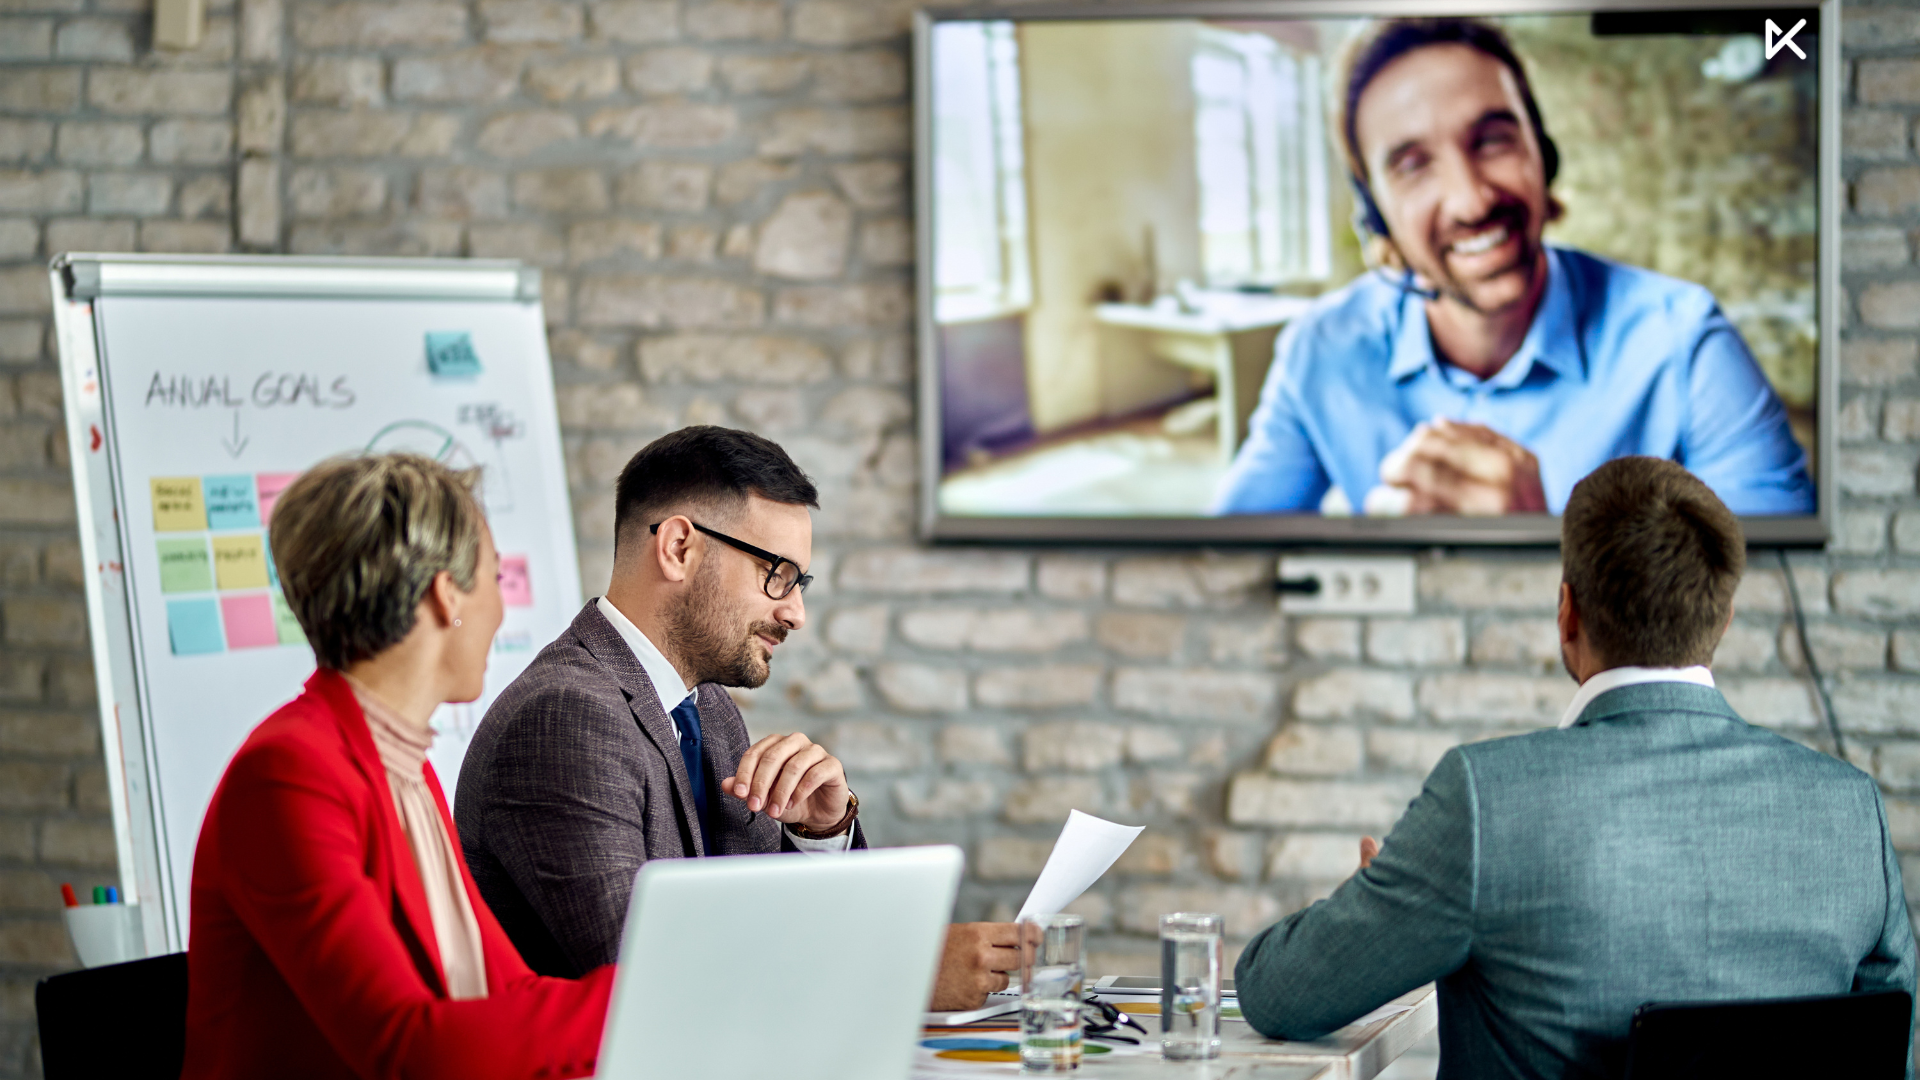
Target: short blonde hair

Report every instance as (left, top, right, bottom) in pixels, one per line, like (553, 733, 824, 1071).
(269, 453, 484, 669)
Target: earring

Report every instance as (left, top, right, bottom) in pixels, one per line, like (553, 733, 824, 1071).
(453, 618, 462, 627)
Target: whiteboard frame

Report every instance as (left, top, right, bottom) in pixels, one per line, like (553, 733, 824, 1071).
(49, 253, 554, 954)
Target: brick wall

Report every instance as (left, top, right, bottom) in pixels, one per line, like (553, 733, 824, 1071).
(1, 2, 1918, 1076)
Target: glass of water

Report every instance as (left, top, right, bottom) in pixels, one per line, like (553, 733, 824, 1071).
(1160, 912, 1223, 1060)
(1018, 913, 1085, 1072)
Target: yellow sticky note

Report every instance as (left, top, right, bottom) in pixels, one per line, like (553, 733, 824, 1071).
(211, 534, 269, 590)
(151, 477, 206, 532)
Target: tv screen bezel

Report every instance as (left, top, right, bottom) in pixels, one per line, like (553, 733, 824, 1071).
(912, 0, 1838, 547)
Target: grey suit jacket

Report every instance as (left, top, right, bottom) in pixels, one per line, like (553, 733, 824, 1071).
(1236, 682, 1916, 1080)
(455, 602, 865, 978)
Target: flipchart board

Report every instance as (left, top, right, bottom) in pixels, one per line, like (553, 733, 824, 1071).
(50, 254, 584, 953)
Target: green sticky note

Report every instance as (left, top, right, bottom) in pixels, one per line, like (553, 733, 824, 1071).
(272, 590, 306, 646)
(425, 332, 481, 377)
(157, 538, 213, 593)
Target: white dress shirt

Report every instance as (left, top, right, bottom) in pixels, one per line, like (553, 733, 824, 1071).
(1557, 665, 1717, 729)
(595, 597, 850, 853)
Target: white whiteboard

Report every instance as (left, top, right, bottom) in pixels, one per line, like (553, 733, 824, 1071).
(51, 255, 583, 952)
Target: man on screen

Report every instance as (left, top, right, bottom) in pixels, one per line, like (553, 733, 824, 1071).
(1211, 17, 1814, 518)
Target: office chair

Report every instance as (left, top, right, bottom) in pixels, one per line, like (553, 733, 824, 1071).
(35, 951, 188, 1080)
(1623, 989, 1912, 1079)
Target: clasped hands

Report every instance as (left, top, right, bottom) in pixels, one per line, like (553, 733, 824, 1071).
(1369, 418, 1547, 516)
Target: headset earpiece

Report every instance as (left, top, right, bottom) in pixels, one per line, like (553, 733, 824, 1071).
(1349, 174, 1390, 240)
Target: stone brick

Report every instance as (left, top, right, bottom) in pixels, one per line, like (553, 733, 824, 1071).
(1113, 832, 1182, 876)
(566, 219, 662, 265)
(526, 55, 620, 101)
(975, 837, 1051, 880)
(54, 122, 141, 167)
(1206, 618, 1286, 667)
(294, 2, 468, 47)
(39, 818, 114, 867)
(839, 549, 1029, 595)
(1779, 623, 1888, 672)
(893, 778, 995, 820)
(1368, 729, 1459, 775)
(1418, 673, 1569, 725)
(0, 119, 52, 162)
(791, 0, 911, 45)
(1886, 398, 1920, 442)
(1419, 558, 1560, 610)
(1712, 622, 1777, 671)
(0, 169, 79, 212)
(89, 172, 171, 215)
(901, 608, 1087, 653)
(0, 711, 95, 756)
(588, 0, 675, 42)
(1114, 667, 1277, 724)
(0, 270, 50, 320)
(1111, 555, 1267, 609)
(1834, 570, 1920, 619)
(666, 223, 718, 261)
(1859, 58, 1920, 105)
(1119, 726, 1181, 764)
(0, 317, 40, 361)
(858, 218, 912, 267)
(291, 58, 383, 108)
(290, 112, 459, 158)
(720, 54, 810, 95)
(873, 663, 967, 712)
(481, 0, 582, 42)
(150, 119, 231, 165)
(975, 665, 1100, 710)
(1861, 283, 1920, 330)
(552, 380, 648, 429)
(818, 719, 921, 771)
(0, 17, 52, 59)
(88, 68, 230, 115)
(1898, 510, 1920, 554)
(1366, 617, 1466, 667)
(141, 220, 231, 254)
(2, 595, 85, 649)
(49, 658, 93, 708)
(785, 659, 860, 712)
(0, 655, 41, 702)
(1019, 721, 1123, 772)
(755, 190, 851, 280)
(1849, 226, 1912, 271)
(0, 219, 33, 260)
(0, 761, 65, 809)
(1831, 680, 1920, 734)
(685, 0, 780, 40)
(1735, 566, 1829, 615)
(831, 160, 904, 210)
(818, 386, 909, 437)
(1292, 669, 1413, 722)
(236, 157, 278, 247)
(470, 221, 566, 266)
(472, 111, 577, 158)
(1291, 617, 1359, 661)
(1094, 612, 1184, 660)
(287, 167, 385, 218)
(241, 0, 283, 61)
(772, 283, 910, 328)
(1846, 112, 1912, 161)
(1877, 743, 1920, 790)
(1117, 883, 1281, 938)
(637, 333, 827, 383)
(237, 75, 285, 156)
(1226, 776, 1415, 830)
(1003, 776, 1102, 825)
(1846, 8, 1920, 49)
(0, 68, 80, 112)
(394, 50, 522, 103)
(0, 919, 72, 964)
(616, 160, 709, 213)
(760, 107, 908, 156)
(1717, 678, 1820, 730)
(414, 168, 508, 218)
(1264, 725, 1362, 776)
(1839, 394, 1881, 442)
(1468, 618, 1560, 668)
(587, 103, 737, 148)
(1203, 830, 1259, 881)
(0, 869, 60, 914)
(939, 724, 1009, 766)
(1844, 338, 1919, 387)
(625, 46, 711, 94)
(56, 16, 133, 60)
(1266, 833, 1369, 881)
(17, 371, 60, 418)
(1893, 629, 1920, 672)
(510, 168, 608, 214)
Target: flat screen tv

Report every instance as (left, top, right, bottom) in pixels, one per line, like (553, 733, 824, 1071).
(913, 1, 1836, 545)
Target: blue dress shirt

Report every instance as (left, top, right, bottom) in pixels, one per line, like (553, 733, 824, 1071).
(1211, 246, 1815, 516)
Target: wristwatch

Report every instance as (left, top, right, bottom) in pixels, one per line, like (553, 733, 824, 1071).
(790, 790, 859, 839)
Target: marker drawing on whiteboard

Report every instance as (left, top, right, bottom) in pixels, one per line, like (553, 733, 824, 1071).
(144, 372, 354, 410)
(220, 410, 248, 458)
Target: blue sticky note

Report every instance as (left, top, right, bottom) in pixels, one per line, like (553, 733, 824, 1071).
(921, 1039, 1017, 1051)
(166, 598, 225, 656)
(203, 474, 261, 531)
(425, 332, 482, 377)
(263, 541, 278, 589)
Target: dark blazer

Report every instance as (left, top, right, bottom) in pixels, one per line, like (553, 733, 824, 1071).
(185, 668, 613, 1080)
(1236, 682, 1917, 1080)
(456, 602, 865, 978)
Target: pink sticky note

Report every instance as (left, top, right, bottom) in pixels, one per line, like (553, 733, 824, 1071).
(221, 594, 279, 650)
(256, 473, 300, 527)
(499, 555, 532, 607)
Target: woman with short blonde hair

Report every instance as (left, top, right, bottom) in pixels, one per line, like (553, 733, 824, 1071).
(184, 453, 612, 1080)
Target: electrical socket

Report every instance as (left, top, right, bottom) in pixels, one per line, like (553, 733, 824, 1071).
(1276, 555, 1417, 615)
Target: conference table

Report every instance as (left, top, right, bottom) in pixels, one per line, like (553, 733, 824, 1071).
(912, 983, 1438, 1080)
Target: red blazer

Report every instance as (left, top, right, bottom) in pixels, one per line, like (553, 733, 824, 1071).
(184, 668, 615, 1080)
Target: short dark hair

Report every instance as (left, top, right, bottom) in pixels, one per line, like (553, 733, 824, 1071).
(613, 426, 818, 553)
(1561, 457, 1746, 668)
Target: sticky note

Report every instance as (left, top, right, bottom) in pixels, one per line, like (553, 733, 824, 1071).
(211, 535, 269, 590)
(166, 598, 224, 656)
(426, 332, 482, 377)
(156, 538, 213, 593)
(151, 477, 206, 532)
(499, 554, 532, 607)
(256, 473, 299, 526)
(271, 590, 306, 646)
(203, 474, 261, 531)
(263, 542, 279, 589)
(220, 594, 278, 650)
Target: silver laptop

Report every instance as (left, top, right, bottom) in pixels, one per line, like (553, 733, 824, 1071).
(596, 845, 964, 1079)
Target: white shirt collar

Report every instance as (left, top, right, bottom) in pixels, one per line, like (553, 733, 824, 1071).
(596, 596, 695, 722)
(1557, 665, 1715, 729)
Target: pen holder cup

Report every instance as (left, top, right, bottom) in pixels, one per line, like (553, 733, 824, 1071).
(63, 904, 143, 968)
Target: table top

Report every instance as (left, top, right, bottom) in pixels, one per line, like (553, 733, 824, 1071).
(1093, 294, 1314, 335)
(911, 984, 1437, 1080)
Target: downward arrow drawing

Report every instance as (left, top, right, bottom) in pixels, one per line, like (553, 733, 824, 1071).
(221, 409, 249, 458)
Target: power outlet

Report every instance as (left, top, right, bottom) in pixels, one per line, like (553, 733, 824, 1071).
(1276, 555, 1417, 615)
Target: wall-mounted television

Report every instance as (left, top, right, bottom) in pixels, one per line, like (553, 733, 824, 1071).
(914, 1, 1836, 545)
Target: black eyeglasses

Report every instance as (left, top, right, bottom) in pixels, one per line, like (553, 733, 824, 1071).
(651, 520, 813, 600)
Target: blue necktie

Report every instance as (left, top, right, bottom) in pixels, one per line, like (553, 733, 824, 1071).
(671, 697, 709, 852)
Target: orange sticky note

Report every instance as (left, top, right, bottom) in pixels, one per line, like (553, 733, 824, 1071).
(151, 477, 206, 532)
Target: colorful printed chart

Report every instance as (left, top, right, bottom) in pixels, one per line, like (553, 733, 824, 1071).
(152, 473, 307, 656)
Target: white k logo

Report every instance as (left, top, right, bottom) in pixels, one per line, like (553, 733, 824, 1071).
(1765, 17, 1807, 60)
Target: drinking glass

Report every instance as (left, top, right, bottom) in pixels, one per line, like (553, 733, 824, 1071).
(1018, 913, 1085, 1072)
(1160, 912, 1223, 1059)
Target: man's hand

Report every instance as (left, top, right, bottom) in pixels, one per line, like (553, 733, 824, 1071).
(1376, 419, 1547, 516)
(1359, 836, 1380, 872)
(719, 732, 850, 830)
(928, 923, 1021, 1012)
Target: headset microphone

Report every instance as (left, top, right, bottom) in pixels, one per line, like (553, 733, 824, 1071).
(1349, 175, 1441, 302)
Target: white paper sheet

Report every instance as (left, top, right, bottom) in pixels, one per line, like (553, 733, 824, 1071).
(1016, 810, 1144, 921)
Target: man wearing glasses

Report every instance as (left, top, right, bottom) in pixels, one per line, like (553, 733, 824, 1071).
(456, 426, 1020, 1009)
